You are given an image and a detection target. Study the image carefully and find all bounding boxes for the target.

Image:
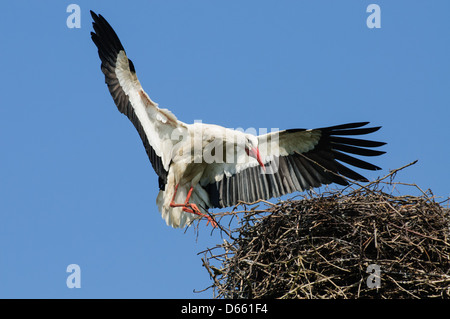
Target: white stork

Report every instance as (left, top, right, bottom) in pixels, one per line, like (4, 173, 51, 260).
(90, 11, 386, 228)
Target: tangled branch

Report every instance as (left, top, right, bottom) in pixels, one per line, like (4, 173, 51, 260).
(199, 161, 450, 299)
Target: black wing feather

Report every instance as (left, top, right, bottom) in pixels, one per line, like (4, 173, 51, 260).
(204, 122, 385, 208)
(90, 11, 168, 189)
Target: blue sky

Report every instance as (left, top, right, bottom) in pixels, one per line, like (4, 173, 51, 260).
(0, 1, 449, 298)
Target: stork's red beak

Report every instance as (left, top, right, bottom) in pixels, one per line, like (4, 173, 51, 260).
(247, 147, 266, 172)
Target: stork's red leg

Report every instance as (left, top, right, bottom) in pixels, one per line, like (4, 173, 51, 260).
(184, 185, 195, 205)
(170, 184, 179, 204)
(169, 184, 217, 228)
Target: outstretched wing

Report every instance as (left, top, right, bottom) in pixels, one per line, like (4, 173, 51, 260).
(203, 122, 385, 208)
(90, 11, 184, 188)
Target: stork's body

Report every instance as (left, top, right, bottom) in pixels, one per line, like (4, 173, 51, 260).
(90, 12, 386, 228)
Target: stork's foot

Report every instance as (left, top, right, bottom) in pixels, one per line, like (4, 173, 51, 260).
(169, 184, 217, 228)
(182, 203, 218, 228)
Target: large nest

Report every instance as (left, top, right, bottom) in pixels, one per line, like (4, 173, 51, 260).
(201, 162, 450, 298)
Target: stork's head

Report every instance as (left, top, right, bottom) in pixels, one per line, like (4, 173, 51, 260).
(244, 135, 265, 171)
